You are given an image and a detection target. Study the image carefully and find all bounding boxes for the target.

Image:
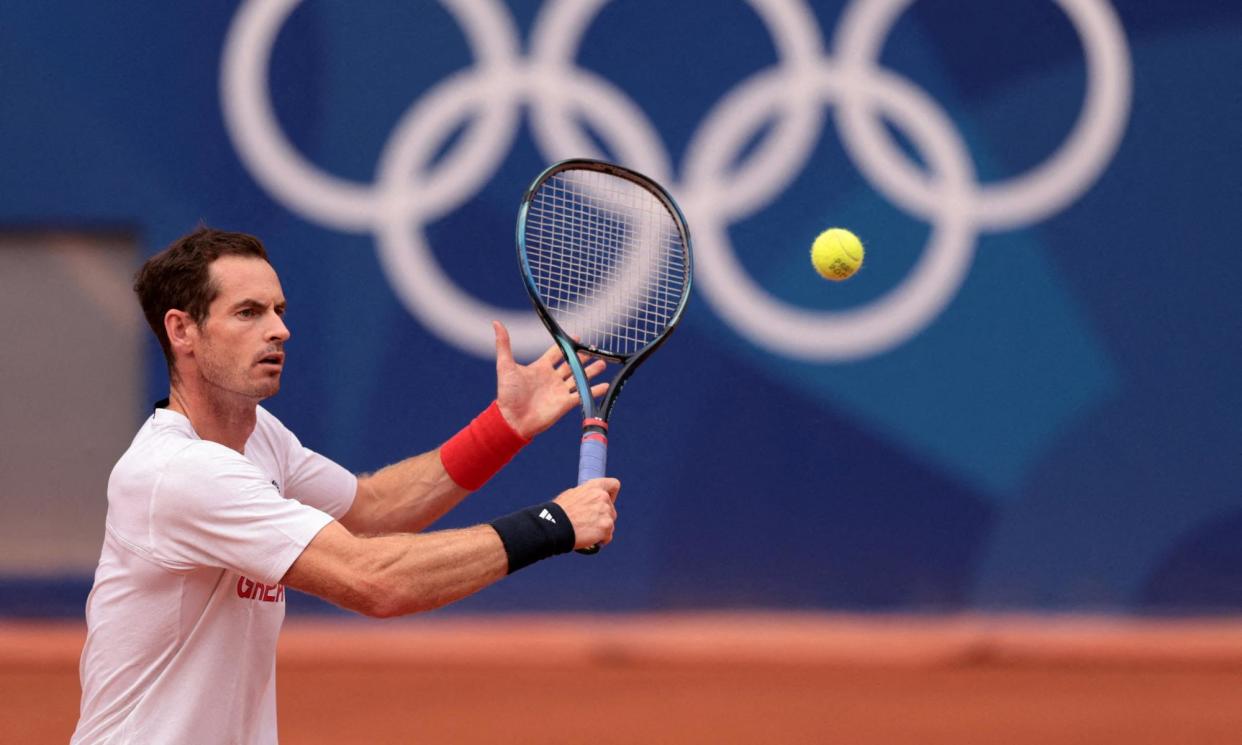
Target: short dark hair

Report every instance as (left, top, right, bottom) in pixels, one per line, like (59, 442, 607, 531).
(133, 226, 271, 372)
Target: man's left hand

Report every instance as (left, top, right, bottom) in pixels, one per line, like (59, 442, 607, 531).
(493, 321, 608, 439)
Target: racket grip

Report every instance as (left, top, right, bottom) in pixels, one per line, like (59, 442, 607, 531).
(575, 426, 608, 555)
(577, 436, 608, 484)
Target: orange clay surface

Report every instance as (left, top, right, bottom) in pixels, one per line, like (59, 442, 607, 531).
(6, 614, 1242, 744)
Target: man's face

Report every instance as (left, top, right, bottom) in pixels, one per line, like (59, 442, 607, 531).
(193, 256, 290, 402)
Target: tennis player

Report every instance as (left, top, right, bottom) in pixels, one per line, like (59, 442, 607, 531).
(71, 227, 619, 744)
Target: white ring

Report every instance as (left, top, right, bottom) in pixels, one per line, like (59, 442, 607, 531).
(833, 0, 1131, 230)
(220, 0, 1132, 362)
(685, 63, 977, 359)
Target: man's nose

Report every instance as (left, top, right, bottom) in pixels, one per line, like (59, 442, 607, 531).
(268, 313, 291, 342)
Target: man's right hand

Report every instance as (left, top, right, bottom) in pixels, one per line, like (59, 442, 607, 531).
(554, 478, 620, 550)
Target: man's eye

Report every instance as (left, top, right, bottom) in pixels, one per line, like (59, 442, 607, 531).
(238, 308, 256, 319)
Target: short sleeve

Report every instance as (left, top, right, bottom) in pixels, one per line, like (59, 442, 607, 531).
(257, 408, 356, 519)
(283, 447, 356, 520)
(149, 443, 334, 585)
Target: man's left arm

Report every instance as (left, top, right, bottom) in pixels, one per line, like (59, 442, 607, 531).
(340, 321, 606, 536)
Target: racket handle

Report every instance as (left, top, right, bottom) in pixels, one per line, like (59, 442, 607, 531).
(577, 435, 608, 483)
(575, 425, 608, 555)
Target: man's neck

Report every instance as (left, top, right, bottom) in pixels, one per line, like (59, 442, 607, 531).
(167, 383, 259, 454)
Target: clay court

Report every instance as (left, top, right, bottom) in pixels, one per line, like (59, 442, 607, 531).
(9, 614, 1241, 744)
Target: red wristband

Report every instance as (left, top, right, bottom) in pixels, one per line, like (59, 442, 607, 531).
(440, 401, 531, 491)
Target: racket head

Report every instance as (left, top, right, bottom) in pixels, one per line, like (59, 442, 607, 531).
(516, 159, 693, 419)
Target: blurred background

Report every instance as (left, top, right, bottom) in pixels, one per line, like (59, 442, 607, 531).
(3, 0, 1241, 742)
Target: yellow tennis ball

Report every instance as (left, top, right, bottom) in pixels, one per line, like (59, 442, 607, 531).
(810, 228, 864, 281)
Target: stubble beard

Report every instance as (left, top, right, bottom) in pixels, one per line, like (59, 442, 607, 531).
(198, 339, 281, 403)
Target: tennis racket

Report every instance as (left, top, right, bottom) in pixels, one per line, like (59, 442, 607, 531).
(517, 159, 693, 554)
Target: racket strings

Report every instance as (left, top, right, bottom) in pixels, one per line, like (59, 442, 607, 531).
(525, 169, 688, 357)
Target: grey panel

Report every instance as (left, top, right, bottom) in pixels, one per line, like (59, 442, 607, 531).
(0, 232, 143, 572)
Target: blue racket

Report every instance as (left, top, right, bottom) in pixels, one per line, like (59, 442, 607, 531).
(517, 159, 693, 554)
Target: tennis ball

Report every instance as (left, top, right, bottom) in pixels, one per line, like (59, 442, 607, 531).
(810, 228, 864, 281)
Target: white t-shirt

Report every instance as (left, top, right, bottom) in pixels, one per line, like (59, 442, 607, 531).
(72, 405, 356, 745)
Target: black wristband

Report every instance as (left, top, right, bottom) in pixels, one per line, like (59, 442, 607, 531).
(489, 502, 576, 574)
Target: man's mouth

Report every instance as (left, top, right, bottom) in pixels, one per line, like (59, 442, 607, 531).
(257, 352, 284, 368)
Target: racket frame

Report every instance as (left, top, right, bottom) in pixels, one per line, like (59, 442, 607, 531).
(516, 158, 693, 427)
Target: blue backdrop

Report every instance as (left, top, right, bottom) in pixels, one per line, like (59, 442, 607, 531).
(3, 0, 1240, 615)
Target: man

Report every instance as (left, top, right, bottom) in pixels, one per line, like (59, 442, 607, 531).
(72, 227, 619, 744)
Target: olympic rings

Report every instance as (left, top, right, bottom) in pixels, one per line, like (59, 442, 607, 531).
(220, 0, 1131, 361)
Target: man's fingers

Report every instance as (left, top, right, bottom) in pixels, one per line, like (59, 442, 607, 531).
(583, 359, 607, 379)
(536, 340, 567, 368)
(584, 477, 621, 500)
(553, 478, 620, 548)
(555, 356, 606, 379)
(565, 382, 608, 403)
(493, 321, 515, 369)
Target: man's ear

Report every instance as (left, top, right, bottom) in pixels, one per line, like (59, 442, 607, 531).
(165, 309, 197, 357)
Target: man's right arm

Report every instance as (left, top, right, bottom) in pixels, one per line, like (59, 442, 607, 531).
(281, 478, 620, 618)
